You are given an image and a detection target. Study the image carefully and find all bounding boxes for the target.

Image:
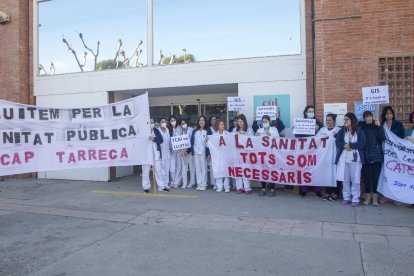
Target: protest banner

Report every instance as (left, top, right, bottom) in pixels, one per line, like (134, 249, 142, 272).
(208, 133, 336, 186)
(377, 128, 414, 204)
(227, 97, 247, 112)
(292, 118, 316, 136)
(256, 106, 277, 120)
(171, 134, 191, 151)
(0, 93, 153, 176)
(362, 85, 389, 105)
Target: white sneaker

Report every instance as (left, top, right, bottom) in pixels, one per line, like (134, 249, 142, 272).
(216, 188, 223, 193)
(181, 185, 187, 189)
(224, 188, 230, 193)
(213, 185, 217, 190)
(196, 186, 201, 191)
(199, 186, 206, 191)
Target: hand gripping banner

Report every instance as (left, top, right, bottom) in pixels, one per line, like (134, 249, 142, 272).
(0, 93, 153, 176)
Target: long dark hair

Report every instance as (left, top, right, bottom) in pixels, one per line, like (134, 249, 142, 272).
(167, 115, 177, 136)
(208, 116, 217, 128)
(195, 116, 208, 131)
(303, 105, 315, 118)
(381, 106, 395, 124)
(344, 112, 358, 135)
(236, 114, 248, 132)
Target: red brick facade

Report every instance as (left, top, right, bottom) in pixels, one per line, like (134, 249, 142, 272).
(0, 0, 34, 105)
(308, 0, 414, 122)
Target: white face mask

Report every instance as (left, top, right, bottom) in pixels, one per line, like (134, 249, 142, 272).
(182, 124, 188, 129)
(150, 123, 155, 129)
(263, 123, 270, 128)
(307, 112, 315, 119)
(170, 121, 176, 127)
(161, 122, 167, 128)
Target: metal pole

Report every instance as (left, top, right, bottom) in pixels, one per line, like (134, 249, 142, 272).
(147, 0, 154, 66)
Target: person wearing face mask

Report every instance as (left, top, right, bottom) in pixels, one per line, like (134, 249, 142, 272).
(317, 113, 341, 201)
(180, 119, 196, 188)
(295, 105, 324, 197)
(256, 115, 280, 197)
(232, 114, 254, 194)
(252, 112, 285, 135)
(208, 116, 218, 189)
(336, 113, 366, 207)
(142, 118, 168, 193)
(158, 117, 171, 191)
(358, 111, 385, 206)
(168, 115, 183, 188)
(187, 116, 212, 191)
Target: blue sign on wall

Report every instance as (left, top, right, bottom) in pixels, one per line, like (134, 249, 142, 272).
(253, 95, 290, 127)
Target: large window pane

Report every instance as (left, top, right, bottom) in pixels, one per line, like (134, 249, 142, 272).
(154, 0, 301, 64)
(38, 0, 147, 75)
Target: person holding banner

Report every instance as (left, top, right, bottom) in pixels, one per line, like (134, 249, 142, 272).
(295, 105, 323, 197)
(381, 106, 405, 139)
(316, 113, 341, 201)
(406, 111, 414, 143)
(187, 116, 212, 191)
(252, 114, 285, 135)
(256, 115, 280, 197)
(232, 114, 254, 194)
(335, 113, 366, 207)
(213, 119, 231, 193)
(142, 118, 167, 193)
(180, 119, 196, 189)
(208, 116, 218, 189)
(359, 111, 385, 206)
(159, 117, 171, 191)
(168, 115, 183, 188)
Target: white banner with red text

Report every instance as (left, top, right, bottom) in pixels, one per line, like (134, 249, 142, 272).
(0, 93, 153, 176)
(378, 128, 414, 204)
(208, 134, 336, 186)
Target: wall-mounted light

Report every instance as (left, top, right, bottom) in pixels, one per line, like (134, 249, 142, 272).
(0, 11, 10, 25)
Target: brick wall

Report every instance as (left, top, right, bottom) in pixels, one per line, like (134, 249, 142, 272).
(308, 0, 414, 121)
(0, 0, 34, 105)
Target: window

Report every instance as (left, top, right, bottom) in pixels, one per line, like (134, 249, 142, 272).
(38, 0, 147, 75)
(379, 57, 413, 121)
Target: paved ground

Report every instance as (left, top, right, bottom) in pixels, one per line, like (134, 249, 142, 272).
(0, 176, 413, 276)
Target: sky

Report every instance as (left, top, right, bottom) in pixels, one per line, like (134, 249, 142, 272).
(38, 0, 301, 75)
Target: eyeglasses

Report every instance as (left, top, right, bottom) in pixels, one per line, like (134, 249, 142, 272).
(344, 118, 350, 121)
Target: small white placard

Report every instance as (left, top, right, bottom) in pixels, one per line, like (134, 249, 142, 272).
(227, 97, 247, 111)
(324, 103, 347, 126)
(256, 106, 277, 120)
(292, 118, 316, 136)
(362, 85, 389, 105)
(171, 134, 191, 151)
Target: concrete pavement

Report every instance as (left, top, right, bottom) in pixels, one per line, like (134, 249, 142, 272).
(0, 175, 413, 275)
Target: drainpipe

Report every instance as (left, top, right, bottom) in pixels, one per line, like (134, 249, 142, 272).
(311, 0, 316, 107)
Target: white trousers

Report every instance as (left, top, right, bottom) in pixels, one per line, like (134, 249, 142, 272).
(161, 158, 170, 188)
(236, 178, 251, 191)
(342, 162, 362, 203)
(215, 177, 230, 190)
(194, 154, 208, 188)
(142, 162, 165, 190)
(181, 153, 196, 187)
(208, 159, 215, 186)
(169, 151, 182, 186)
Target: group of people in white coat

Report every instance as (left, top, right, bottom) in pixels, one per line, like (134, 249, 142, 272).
(142, 107, 414, 208)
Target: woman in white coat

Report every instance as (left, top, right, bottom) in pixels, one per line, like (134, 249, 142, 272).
(180, 119, 196, 188)
(208, 116, 218, 188)
(256, 115, 280, 197)
(213, 119, 231, 193)
(168, 115, 183, 188)
(159, 117, 171, 190)
(232, 114, 254, 194)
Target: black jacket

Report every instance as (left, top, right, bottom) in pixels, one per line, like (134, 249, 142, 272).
(359, 122, 386, 163)
(152, 127, 163, 159)
(384, 120, 405, 139)
(335, 127, 366, 164)
(187, 128, 213, 157)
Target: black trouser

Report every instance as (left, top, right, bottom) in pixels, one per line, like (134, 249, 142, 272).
(362, 162, 382, 193)
(326, 181, 342, 196)
(262, 182, 275, 190)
